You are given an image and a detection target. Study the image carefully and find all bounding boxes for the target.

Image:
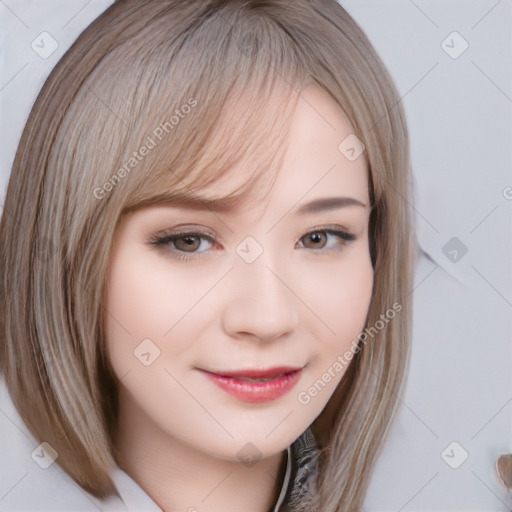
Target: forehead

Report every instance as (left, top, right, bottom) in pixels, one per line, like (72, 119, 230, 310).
(274, 83, 368, 195)
(124, 83, 369, 220)
(182, 84, 369, 211)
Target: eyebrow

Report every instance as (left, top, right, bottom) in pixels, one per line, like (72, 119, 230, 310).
(134, 193, 367, 214)
(292, 196, 367, 214)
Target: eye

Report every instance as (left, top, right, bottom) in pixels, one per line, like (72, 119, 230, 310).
(296, 226, 356, 251)
(146, 230, 217, 262)
(147, 224, 357, 262)
(164, 233, 212, 253)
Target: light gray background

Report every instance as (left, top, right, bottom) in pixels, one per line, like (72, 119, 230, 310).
(0, 1, 511, 511)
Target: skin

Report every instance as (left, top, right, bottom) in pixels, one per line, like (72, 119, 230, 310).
(104, 83, 374, 512)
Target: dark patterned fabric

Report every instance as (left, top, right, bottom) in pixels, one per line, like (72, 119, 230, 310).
(271, 428, 321, 512)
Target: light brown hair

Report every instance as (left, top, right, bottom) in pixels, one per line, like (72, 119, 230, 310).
(0, 1, 417, 510)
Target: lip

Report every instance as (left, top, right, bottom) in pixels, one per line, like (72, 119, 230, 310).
(199, 366, 303, 403)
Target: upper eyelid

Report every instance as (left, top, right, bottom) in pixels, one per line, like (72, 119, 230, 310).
(150, 226, 218, 241)
(154, 224, 353, 237)
(149, 225, 356, 247)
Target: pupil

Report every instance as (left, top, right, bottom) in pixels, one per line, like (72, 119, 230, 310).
(177, 236, 199, 251)
(309, 232, 325, 247)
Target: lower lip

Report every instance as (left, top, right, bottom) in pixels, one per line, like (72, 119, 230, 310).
(202, 369, 302, 403)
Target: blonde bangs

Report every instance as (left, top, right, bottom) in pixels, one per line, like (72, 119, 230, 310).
(66, 4, 308, 218)
(119, 77, 303, 215)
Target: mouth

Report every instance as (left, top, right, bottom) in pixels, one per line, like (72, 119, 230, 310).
(198, 366, 304, 403)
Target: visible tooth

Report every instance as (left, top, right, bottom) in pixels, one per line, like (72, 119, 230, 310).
(236, 376, 279, 382)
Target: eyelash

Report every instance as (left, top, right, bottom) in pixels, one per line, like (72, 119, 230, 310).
(147, 225, 356, 263)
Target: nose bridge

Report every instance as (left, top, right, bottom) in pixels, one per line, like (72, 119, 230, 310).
(221, 236, 300, 342)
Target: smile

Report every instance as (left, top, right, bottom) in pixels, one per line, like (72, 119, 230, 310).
(198, 366, 304, 403)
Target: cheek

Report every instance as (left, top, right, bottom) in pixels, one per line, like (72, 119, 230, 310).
(105, 249, 176, 340)
(107, 249, 223, 332)
(103, 247, 220, 379)
(300, 249, 374, 347)
(103, 249, 172, 372)
(294, 251, 373, 413)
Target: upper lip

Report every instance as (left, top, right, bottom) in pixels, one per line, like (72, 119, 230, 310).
(202, 365, 303, 379)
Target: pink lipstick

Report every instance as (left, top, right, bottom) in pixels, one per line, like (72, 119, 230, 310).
(200, 366, 303, 403)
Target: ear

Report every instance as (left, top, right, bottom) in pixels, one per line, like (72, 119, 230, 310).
(496, 453, 512, 490)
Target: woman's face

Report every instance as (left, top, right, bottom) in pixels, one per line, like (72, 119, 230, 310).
(104, 84, 374, 461)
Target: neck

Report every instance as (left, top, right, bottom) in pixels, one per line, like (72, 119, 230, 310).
(114, 389, 287, 512)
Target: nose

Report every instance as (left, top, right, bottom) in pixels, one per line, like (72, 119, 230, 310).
(220, 250, 300, 344)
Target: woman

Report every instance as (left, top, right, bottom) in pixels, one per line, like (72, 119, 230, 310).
(0, 1, 416, 510)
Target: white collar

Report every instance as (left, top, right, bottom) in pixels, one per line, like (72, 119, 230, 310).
(272, 445, 292, 511)
(109, 466, 162, 511)
(110, 445, 292, 512)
